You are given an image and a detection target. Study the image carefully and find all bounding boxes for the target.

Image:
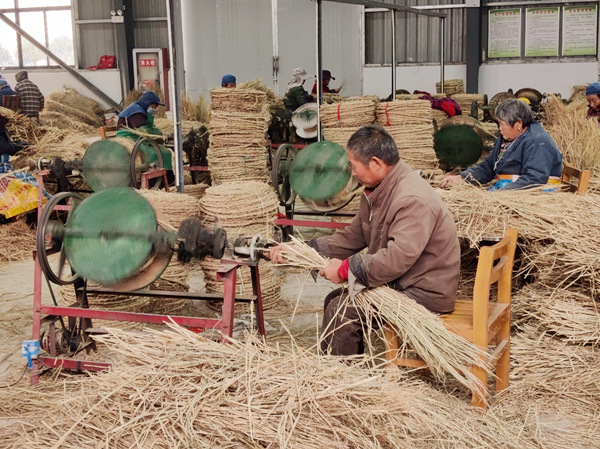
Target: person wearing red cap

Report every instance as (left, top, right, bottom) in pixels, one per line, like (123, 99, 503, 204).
(311, 70, 340, 96)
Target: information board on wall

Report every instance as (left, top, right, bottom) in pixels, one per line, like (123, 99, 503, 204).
(525, 7, 559, 57)
(489, 9, 522, 58)
(562, 5, 598, 56)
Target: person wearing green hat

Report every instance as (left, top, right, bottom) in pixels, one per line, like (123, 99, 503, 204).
(586, 82, 600, 120)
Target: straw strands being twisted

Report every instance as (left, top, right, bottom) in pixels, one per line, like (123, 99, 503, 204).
(320, 98, 376, 128)
(199, 181, 279, 240)
(274, 236, 492, 395)
(210, 87, 268, 113)
(542, 94, 600, 173)
(0, 324, 543, 449)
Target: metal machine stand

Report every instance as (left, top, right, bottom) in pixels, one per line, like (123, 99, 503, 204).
(30, 174, 265, 385)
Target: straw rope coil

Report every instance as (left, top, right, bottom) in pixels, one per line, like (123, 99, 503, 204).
(274, 236, 493, 395)
(207, 144, 269, 184)
(375, 100, 433, 127)
(321, 126, 360, 147)
(182, 182, 210, 199)
(136, 189, 201, 229)
(199, 181, 279, 240)
(436, 79, 465, 95)
(319, 98, 376, 128)
(210, 87, 268, 113)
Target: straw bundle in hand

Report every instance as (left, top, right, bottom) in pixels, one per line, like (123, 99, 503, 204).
(320, 98, 376, 128)
(274, 236, 492, 394)
(199, 181, 278, 240)
(436, 79, 465, 95)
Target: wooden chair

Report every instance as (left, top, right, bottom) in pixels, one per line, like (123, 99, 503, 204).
(561, 163, 591, 195)
(99, 125, 117, 139)
(384, 228, 518, 408)
(1, 94, 21, 112)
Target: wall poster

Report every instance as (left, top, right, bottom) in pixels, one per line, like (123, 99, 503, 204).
(525, 7, 559, 57)
(562, 5, 598, 56)
(489, 9, 522, 58)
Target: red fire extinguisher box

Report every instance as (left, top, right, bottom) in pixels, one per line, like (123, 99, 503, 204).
(132, 48, 170, 110)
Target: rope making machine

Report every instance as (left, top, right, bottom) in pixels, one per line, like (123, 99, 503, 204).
(30, 180, 268, 384)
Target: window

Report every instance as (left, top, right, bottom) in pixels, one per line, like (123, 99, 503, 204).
(0, 1, 73, 68)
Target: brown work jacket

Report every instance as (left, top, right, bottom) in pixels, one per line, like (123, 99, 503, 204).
(312, 160, 460, 313)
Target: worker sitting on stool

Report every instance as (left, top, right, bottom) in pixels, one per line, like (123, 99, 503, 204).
(270, 125, 460, 356)
(440, 98, 563, 191)
(117, 91, 174, 185)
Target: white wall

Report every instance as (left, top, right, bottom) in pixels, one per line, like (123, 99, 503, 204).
(364, 64, 467, 99)
(364, 60, 598, 100)
(1, 69, 122, 111)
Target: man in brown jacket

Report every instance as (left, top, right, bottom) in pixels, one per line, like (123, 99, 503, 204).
(272, 125, 460, 355)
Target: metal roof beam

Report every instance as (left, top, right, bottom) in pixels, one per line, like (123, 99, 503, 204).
(324, 0, 447, 18)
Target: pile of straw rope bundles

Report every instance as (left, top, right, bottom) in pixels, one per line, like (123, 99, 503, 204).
(208, 88, 271, 184)
(136, 189, 203, 314)
(436, 79, 465, 96)
(451, 94, 486, 121)
(376, 99, 438, 170)
(320, 97, 376, 147)
(199, 181, 282, 310)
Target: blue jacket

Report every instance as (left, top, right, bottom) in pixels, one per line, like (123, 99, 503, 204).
(460, 121, 563, 190)
(118, 91, 163, 119)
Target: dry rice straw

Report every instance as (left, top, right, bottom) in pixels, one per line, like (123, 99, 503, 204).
(0, 324, 541, 448)
(274, 236, 492, 395)
(210, 87, 268, 113)
(0, 219, 35, 262)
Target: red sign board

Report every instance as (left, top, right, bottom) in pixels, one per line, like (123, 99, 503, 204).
(139, 58, 157, 67)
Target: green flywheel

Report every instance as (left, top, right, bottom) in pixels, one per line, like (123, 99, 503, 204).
(289, 140, 350, 202)
(434, 124, 483, 168)
(82, 138, 132, 191)
(63, 187, 158, 286)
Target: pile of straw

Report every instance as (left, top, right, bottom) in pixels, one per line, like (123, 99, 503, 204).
(47, 86, 104, 116)
(0, 324, 542, 448)
(42, 99, 103, 128)
(199, 256, 282, 311)
(153, 118, 205, 137)
(199, 181, 278, 240)
(451, 94, 486, 121)
(320, 97, 377, 128)
(568, 84, 587, 103)
(0, 219, 35, 262)
(512, 285, 600, 345)
(542, 94, 600, 173)
(207, 88, 271, 183)
(179, 91, 210, 123)
(274, 236, 491, 394)
(375, 100, 437, 170)
(2, 107, 47, 143)
(436, 79, 465, 95)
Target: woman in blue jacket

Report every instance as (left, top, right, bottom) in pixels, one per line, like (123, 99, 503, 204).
(440, 98, 563, 191)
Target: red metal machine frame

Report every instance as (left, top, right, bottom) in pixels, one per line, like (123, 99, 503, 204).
(30, 172, 265, 385)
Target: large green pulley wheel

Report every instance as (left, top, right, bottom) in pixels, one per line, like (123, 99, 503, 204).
(62, 187, 171, 290)
(434, 124, 484, 168)
(36, 191, 84, 285)
(289, 140, 351, 202)
(271, 144, 299, 206)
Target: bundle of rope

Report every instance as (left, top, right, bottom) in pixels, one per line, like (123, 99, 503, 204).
(210, 87, 268, 113)
(436, 79, 465, 96)
(319, 97, 377, 128)
(375, 100, 437, 170)
(321, 126, 360, 147)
